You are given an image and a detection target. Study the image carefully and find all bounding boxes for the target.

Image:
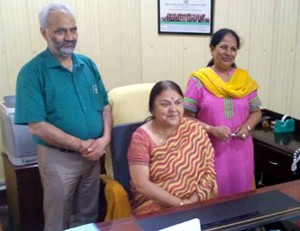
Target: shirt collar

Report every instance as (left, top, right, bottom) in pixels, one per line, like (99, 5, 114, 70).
(43, 48, 84, 69)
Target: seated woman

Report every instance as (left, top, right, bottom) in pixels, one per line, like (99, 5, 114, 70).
(128, 80, 218, 215)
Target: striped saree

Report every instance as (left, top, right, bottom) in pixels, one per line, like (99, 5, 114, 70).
(129, 118, 218, 215)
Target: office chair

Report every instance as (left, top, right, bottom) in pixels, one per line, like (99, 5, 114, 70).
(105, 83, 155, 179)
(101, 83, 154, 221)
(110, 121, 144, 195)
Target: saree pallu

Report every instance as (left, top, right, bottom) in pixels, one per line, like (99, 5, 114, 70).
(131, 118, 218, 215)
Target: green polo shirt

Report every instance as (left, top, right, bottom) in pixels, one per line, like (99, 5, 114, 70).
(15, 48, 109, 146)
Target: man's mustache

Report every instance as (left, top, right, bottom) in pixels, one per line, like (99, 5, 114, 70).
(61, 41, 77, 47)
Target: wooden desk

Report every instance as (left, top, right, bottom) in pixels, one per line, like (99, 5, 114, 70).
(98, 179, 300, 231)
(253, 109, 300, 186)
(1, 153, 44, 231)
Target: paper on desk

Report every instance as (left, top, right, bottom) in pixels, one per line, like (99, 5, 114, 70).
(158, 218, 201, 231)
(64, 223, 100, 231)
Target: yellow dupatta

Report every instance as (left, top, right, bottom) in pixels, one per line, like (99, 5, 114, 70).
(191, 67, 259, 98)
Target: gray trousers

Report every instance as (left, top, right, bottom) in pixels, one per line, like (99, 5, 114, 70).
(37, 145, 100, 231)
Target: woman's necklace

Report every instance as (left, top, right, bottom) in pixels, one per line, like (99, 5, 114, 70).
(156, 131, 169, 144)
(159, 137, 166, 144)
(152, 121, 174, 144)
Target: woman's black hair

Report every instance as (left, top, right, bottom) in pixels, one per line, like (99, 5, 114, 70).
(147, 80, 183, 120)
(207, 28, 240, 67)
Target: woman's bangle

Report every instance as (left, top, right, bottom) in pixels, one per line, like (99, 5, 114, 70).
(204, 124, 210, 132)
(179, 200, 184, 206)
(247, 125, 251, 132)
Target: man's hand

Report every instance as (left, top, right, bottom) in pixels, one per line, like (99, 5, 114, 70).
(80, 138, 107, 161)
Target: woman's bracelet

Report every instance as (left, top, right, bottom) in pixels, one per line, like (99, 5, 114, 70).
(204, 124, 210, 132)
(247, 125, 251, 132)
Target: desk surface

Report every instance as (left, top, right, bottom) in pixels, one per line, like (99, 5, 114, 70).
(98, 179, 300, 231)
(252, 128, 300, 154)
(253, 109, 300, 153)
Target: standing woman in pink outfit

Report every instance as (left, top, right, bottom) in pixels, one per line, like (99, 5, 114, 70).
(184, 28, 262, 197)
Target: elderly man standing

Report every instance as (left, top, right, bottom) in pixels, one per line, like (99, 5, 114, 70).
(14, 3, 112, 231)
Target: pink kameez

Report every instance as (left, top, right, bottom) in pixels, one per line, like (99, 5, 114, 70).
(184, 73, 261, 197)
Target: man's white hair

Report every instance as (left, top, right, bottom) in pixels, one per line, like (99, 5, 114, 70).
(38, 2, 75, 29)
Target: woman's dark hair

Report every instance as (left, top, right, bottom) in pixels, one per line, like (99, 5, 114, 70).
(207, 28, 240, 67)
(148, 80, 183, 117)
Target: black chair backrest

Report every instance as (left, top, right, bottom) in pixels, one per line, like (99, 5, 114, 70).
(110, 121, 144, 195)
